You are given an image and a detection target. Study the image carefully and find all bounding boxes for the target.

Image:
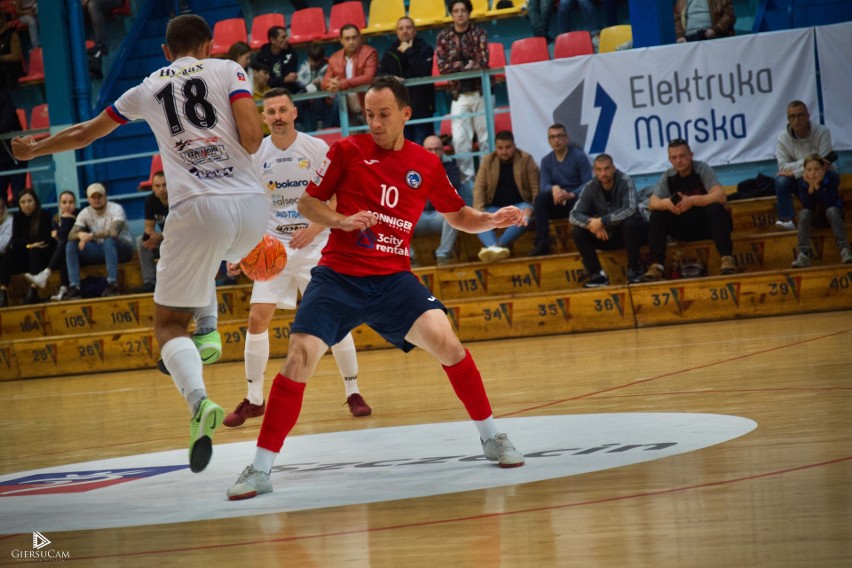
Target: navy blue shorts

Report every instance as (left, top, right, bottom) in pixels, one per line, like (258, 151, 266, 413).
(291, 266, 447, 352)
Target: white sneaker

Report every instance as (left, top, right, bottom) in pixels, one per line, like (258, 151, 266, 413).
(791, 251, 811, 268)
(478, 246, 496, 263)
(481, 433, 525, 468)
(841, 248, 852, 264)
(491, 246, 510, 262)
(25, 268, 50, 289)
(50, 285, 68, 302)
(775, 220, 796, 231)
(227, 465, 273, 501)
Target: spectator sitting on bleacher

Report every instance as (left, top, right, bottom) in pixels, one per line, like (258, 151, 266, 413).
(1, 89, 27, 206)
(295, 43, 331, 132)
(791, 154, 852, 268)
(128, 171, 167, 294)
(474, 130, 538, 263)
(226, 41, 251, 70)
(773, 100, 835, 231)
(527, 0, 555, 40)
(82, 0, 123, 58)
(435, 0, 489, 185)
(24, 189, 77, 300)
(529, 123, 592, 256)
(64, 182, 133, 299)
(322, 24, 378, 127)
(411, 135, 466, 266)
(643, 138, 736, 281)
(0, 189, 53, 306)
(254, 25, 300, 93)
(569, 153, 647, 287)
(674, 0, 736, 43)
(378, 17, 435, 145)
(250, 61, 271, 103)
(0, 13, 24, 88)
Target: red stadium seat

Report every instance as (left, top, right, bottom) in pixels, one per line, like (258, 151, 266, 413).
(326, 1, 367, 40)
(137, 154, 163, 191)
(289, 8, 327, 45)
(210, 18, 248, 57)
(553, 31, 594, 59)
(488, 42, 507, 82)
(18, 47, 44, 85)
(509, 37, 550, 66)
(431, 55, 448, 89)
(249, 13, 286, 50)
(29, 103, 49, 141)
(493, 106, 512, 133)
(16, 108, 27, 131)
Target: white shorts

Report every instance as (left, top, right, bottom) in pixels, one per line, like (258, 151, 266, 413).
(155, 193, 267, 309)
(249, 240, 325, 310)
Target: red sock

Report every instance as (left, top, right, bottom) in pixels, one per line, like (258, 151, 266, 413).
(443, 349, 492, 421)
(257, 374, 306, 453)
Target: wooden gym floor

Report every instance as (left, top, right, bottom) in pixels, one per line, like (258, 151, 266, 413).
(1, 310, 850, 566)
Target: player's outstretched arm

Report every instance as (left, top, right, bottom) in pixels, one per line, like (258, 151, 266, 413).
(442, 205, 527, 234)
(12, 112, 120, 161)
(298, 194, 376, 232)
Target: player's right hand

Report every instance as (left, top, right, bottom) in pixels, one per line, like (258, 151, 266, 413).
(338, 211, 376, 232)
(226, 261, 242, 277)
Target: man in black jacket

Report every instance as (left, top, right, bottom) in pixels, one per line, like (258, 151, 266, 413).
(254, 26, 300, 93)
(378, 17, 435, 144)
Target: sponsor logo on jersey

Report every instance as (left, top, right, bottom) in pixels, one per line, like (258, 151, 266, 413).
(189, 166, 234, 179)
(272, 195, 301, 207)
(158, 62, 205, 79)
(368, 210, 414, 233)
(174, 136, 220, 151)
(180, 144, 228, 166)
(275, 210, 304, 219)
(275, 223, 309, 234)
(267, 179, 309, 191)
(298, 158, 311, 170)
(237, 72, 246, 81)
(363, 159, 380, 165)
(405, 170, 422, 189)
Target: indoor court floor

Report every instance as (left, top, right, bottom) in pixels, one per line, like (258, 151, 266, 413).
(1, 310, 850, 566)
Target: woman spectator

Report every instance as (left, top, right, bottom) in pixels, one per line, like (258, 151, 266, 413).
(0, 189, 54, 306)
(25, 190, 77, 300)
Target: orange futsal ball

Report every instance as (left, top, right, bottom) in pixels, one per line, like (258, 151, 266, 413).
(240, 235, 287, 281)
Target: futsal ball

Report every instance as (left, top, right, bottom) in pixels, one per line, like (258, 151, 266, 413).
(239, 235, 287, 281)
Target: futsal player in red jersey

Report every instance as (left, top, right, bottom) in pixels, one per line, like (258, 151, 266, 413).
(228, 76, 527, 500)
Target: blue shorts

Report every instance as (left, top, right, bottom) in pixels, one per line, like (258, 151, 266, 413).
(292, 266, 447, 352)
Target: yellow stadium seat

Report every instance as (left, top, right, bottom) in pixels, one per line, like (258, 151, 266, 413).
(598, 24, 633, 53)
(364, 0, 406, 35)
(409, 0, 450, 27)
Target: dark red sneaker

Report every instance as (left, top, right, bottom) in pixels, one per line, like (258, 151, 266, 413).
(346, 393, 372, 417)
(223, 398, 265, 427)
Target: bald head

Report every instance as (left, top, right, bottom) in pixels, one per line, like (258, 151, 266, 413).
(423, 135, 444, 158)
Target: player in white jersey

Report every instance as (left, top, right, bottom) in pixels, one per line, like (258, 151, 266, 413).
(223, 88, 371, 427)
(13, 15, 267, 474)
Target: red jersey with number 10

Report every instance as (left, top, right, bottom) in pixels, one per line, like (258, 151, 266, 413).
(307, 134, 465, 276)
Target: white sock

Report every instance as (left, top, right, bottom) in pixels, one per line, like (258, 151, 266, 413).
(244, 330, 269, 405)
(252, 447, 277, 474)
(161, 336, 206, 415)
(473, 416, 498, 442)
(331, 333, 359, 397)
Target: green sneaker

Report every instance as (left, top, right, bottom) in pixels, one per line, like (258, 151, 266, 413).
(192, 330, 222, 365)
(189, 398, 224, 473)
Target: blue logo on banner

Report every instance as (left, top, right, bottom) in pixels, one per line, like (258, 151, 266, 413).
(553, 81, 617, 154)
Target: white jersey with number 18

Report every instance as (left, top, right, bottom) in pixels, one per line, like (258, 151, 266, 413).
(107, 56, 262, 206)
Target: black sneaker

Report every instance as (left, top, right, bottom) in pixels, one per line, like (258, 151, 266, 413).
(528, 242, 550, 257)
(627, 267, 644, 284)
(583, 271, 610, 288)
(128, 282, 155, 294)
(102, 282, 121, 297)
(0, 289, 7, 308)
(63, 286, 81, 300)
(22, 287, 40, 305)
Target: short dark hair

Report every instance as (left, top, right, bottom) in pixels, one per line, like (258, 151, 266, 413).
(495, 130, 514, 143)
(226, 41, 250, 63)
(250, 61, 271, 73)
(802, 152, 824, 169)
(449, 0, 473, 14)
(307, 43, 325, 61)
(263, 87, 294, 102)
(368, 76, 410, 108)
(152, 170, 166, 179)
(548, 123, 567, 133)
(340, 23, 360, 37)
(787, 100, 807, 111)
(165, 15, 212, 56)
(267, 26, 286, 41)
(594, 153, 613, 166)
(667, 138, 691, 152)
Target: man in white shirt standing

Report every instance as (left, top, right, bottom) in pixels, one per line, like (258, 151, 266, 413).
(13, 14, 266, 474)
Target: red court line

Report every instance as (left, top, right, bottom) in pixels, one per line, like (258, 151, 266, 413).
(497, 327, 852, 418)
(28, 454, 851, 563)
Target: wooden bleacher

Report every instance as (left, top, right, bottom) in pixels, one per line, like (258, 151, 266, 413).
(2, 179, 851, 380)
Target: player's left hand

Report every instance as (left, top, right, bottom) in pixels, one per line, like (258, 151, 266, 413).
(11, 136, 37, 161)
(491, 206, 528, 228)
(289, 227, 315, 249)
(226, 261, 242, 277)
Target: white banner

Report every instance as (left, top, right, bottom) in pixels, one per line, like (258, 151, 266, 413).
(815, 21, 852, 151)
(506, 28, 817, 174)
